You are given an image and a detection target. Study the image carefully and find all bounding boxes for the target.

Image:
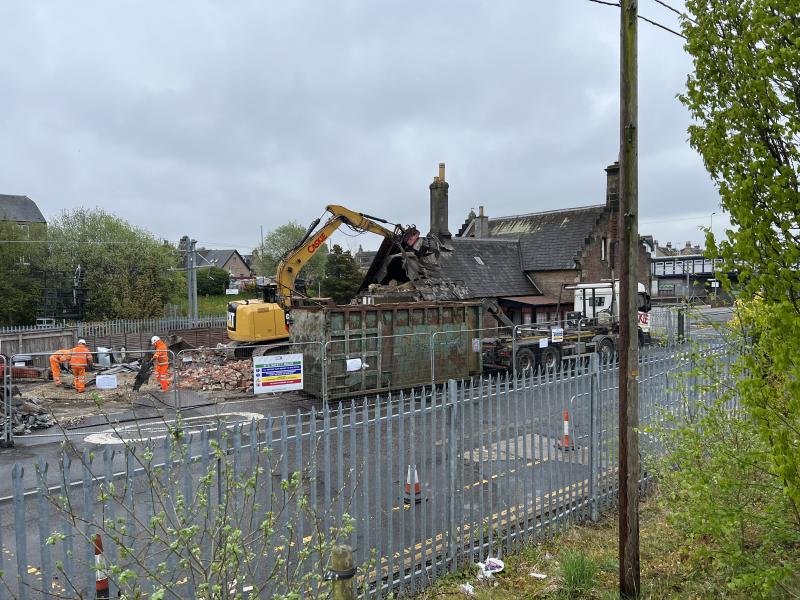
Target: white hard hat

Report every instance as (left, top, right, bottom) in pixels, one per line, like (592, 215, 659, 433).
(151, 336, 160, 345)
(78, 339, 86, 345)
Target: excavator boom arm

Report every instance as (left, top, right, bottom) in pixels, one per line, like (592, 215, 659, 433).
(276, 205, 402, 307)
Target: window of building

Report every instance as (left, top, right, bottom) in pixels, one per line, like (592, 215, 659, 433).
(601, 237, 607, 261)
(590, 296, 606, 307)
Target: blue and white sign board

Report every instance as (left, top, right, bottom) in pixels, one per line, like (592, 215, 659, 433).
(539, 338, 549, 349)
(253, 353, 303, 394)
(551, 328, 564, 343)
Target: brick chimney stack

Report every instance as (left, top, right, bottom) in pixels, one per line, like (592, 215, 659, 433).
(605, 161, 620, 211)
(429, 162, 451, 239)
(474, 206, 490, 238)
(605, 161, 620, 272)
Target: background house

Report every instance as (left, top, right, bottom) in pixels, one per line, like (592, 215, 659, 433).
(649, 241, 730, 302)
(354, 245, 378, 272)
(0, 194, 46, 230)
(197, 249, 253, 279)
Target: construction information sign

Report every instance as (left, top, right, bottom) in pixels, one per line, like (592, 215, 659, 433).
(253, 354, 303, 394)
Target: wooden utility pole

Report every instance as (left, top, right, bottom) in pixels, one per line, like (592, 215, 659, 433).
(619, 0, 641, 597)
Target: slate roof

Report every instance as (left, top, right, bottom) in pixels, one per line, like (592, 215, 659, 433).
(197, 249, 243, 269)
(461, 205, 606, 271)
(0, 195, 46, 223)
(436, 238, 539, 298)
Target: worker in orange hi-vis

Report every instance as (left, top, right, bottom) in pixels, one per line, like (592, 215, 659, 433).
(48, 348, 71, 386)
(69, 339, 93, 393)
(151, 336, 171, 392)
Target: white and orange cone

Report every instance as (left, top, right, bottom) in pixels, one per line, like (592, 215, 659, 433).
(403, 464, 422, 504)
(94, 534, 110, 599)
(557, 410, 576, 451)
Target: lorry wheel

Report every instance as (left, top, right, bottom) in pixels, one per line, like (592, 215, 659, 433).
(597, 338, 615, 363)
(540, 346, 561, 372)
(515, 348, 536, 373)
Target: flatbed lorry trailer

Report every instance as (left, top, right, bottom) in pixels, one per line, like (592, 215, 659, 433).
(483, 281, 652, 373)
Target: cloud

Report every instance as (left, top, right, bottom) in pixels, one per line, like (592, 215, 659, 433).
(0, 1, 718, 254)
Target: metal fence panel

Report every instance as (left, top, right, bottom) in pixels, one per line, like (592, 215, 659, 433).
(0, 342, 738, 598)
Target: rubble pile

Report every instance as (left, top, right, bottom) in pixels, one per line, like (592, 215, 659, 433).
(177, 360, 254, 393)
(1, 391, 56, 435)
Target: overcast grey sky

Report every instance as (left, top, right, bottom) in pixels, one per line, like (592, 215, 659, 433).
(0, 0, 725, 254)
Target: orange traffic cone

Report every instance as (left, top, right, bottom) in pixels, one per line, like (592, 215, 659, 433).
(403, 464, 422, 504)
(94, 534, 110, 599)
(557, 410, 575, 451)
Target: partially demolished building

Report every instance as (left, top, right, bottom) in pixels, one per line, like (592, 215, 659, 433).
(361, 162, 651, 326)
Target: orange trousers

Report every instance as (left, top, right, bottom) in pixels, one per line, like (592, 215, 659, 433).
(50, 357, 64, 385)
(72, 366, 86, 393)
(155, 363, 171, 392)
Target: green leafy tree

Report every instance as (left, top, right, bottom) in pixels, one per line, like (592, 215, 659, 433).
(320, 244, 362, 304)
(196, 266, 230, 296)
(681, 0, 800, 307)
(0, 221, 47, 326)
(47, 208, 181, 320)
(665, 3, 800, 593)
(681, 0, 800, 504)
(252, 221, 328, 286)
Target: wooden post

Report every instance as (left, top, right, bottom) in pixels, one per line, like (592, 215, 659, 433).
(619, 0, 641, 597)
(330, 545, 356, 600)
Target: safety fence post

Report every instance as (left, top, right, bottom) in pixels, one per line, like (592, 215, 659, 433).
(430, 331, 439, 390)
(447, 379, 458, 572)
(511, 325, 519, 383)
(1, 355, 12, 447)
(588, 352, 600, 522)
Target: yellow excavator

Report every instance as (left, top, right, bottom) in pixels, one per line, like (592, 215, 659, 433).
(226, 205, 422, 351)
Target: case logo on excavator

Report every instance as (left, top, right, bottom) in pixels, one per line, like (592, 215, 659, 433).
(307, 232, 328, 254)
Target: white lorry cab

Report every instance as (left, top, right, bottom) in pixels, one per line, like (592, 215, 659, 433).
(572, 281, 652, 341)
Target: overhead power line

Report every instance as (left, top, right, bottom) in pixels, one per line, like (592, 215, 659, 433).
(586, 0, 688, 39)
(650, 0, 696, 24)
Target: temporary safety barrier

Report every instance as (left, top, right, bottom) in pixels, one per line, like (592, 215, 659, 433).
(0, 342, 738, 598)
(430, 326, 512, 389)
(1, 355, 11, 447)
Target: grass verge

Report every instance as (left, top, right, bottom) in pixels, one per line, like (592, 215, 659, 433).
(177, 293, 258, 316)
(414, 492, 760, 599)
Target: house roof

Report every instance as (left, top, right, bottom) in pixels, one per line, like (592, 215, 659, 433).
(461, 204, 606, 271)
(360, 236, 540, 301)
(501, 295, 561, 306)
(197, 249, 243, 269)
(0, 195, 46, 223)
(433, 238, 540, 298)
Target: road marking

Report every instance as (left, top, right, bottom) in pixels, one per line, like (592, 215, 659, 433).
(85, 412, 265, 445)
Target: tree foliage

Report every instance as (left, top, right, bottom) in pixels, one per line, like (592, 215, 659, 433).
(666, 5, 800, 593)
(654, 340, 800, 597)
(0, 221, 47, 326)
(47, 208, 181, 320)
(320, 244, 362, 305)
(252, 221, 328, 285)
(196, 266, 230, 296)
(681, 0, 800, 308)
